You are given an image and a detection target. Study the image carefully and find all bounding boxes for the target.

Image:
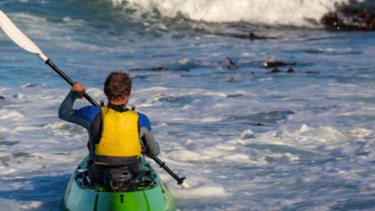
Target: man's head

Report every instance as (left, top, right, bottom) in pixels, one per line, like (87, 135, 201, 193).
(104, 71, 132, 104)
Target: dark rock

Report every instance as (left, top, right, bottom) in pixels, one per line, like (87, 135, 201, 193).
(257, 123, 264, 126)
(250, 32, 266, 40)
(152, 67, 168, 71)
(265, 61, 288, 68)
(271, 68, 281, 73)
(287, 68, 294, 73)
(230, 77, 235, 83)
(306, 49, 323, 53)
(229, 34, 249, 39)
(0, 96, 4, 100)
(132, 68, 189, 72)
(304, 18, 319, 26)
(223, 31, 277, 40)
(321, 8, 375, 31)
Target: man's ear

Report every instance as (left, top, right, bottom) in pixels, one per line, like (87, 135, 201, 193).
(128, 89, 131, 97)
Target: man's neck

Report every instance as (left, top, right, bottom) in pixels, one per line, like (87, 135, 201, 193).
(109, 97, 128, 105)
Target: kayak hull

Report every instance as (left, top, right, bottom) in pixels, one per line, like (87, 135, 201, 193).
(63, 156, 175, 211)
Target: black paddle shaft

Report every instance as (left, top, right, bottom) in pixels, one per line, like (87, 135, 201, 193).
(45, 59, 99, 107)
(46, 59, 186, 185)
(153, 156, 186, 185)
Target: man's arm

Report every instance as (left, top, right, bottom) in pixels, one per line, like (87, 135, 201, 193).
(138, 113, 160, 157)
(58, 90, 79, 123)
(141, 130, 160, 157)
(58, 82, 92, 128)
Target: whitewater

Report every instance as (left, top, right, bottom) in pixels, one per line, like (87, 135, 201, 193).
(119, 0, 351, 26)
(1, 0, 375, 210)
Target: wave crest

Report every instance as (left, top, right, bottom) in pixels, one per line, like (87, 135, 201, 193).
(113, 0, 355, 27)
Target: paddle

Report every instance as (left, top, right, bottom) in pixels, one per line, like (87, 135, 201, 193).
(0, 10, 189, 188)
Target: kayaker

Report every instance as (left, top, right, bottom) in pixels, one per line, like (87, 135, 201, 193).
(58, 71, 160, 191)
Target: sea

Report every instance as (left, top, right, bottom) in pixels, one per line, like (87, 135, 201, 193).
(1, 0, 375, 210)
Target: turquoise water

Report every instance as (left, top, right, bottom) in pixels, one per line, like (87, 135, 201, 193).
(1, 0, 375, 210)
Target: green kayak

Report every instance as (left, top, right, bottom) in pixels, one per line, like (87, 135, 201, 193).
(63, 155, 175, 211)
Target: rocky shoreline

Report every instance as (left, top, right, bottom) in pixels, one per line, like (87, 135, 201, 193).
(322, 8, 375, 31)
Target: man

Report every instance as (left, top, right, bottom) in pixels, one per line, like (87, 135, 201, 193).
(58, 71, 160, 191)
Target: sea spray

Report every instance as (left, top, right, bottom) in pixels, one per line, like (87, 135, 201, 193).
(116, 0, 355, 26)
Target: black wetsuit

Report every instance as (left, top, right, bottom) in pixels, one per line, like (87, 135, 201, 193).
(58, 90, 160, 184)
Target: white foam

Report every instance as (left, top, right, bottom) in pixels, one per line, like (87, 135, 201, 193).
(304, 126, 354, 143)
(13, 93, 25, 99)
(86, 88, 106, 98)
(166, 176, 230, 199)
(199, 147, 231, 158)
(168, 150, 212, 161)
(119, 0, 354, 26)
(223, 154, 249, 161)
(44, 122, 75, 130)
(215, 142, 237, 150)
(0, 199, 21, 211)
(15, 126, 42, 131)
(0, 110, 24, 120)
(300, 124, 311, 133)
(18, 201, 42, 209)
(171, 186, 230, 199)
(350, 128, 373, 138)
(239, 129, 255, 139)
(63, 17, 72, 22)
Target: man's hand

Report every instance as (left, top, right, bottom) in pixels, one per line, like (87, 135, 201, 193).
(141, 148, 151, 158)
(72, 81, 86, 99)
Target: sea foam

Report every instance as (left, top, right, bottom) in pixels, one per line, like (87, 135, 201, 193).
(115, 0, 357, 27)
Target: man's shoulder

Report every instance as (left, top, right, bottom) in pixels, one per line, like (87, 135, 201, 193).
(137, 111, 152, 131)
(75, 106, 101, 122)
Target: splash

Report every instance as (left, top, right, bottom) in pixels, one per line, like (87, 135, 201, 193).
(114, 0, 359, 27)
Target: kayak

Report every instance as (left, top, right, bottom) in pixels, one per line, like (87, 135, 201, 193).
(63, 155, 175, 211)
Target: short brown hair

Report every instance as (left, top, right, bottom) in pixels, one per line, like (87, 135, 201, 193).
(104, 71, 132, 102)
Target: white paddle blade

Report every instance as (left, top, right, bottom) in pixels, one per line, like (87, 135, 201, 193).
(0, 11, 48, 62)
(181, 182, 190, 188)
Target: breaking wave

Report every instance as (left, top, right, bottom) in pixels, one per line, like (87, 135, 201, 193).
(112, 0, 367, 27)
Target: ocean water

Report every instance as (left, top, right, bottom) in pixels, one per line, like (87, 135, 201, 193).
(1, 0, 375, 210)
